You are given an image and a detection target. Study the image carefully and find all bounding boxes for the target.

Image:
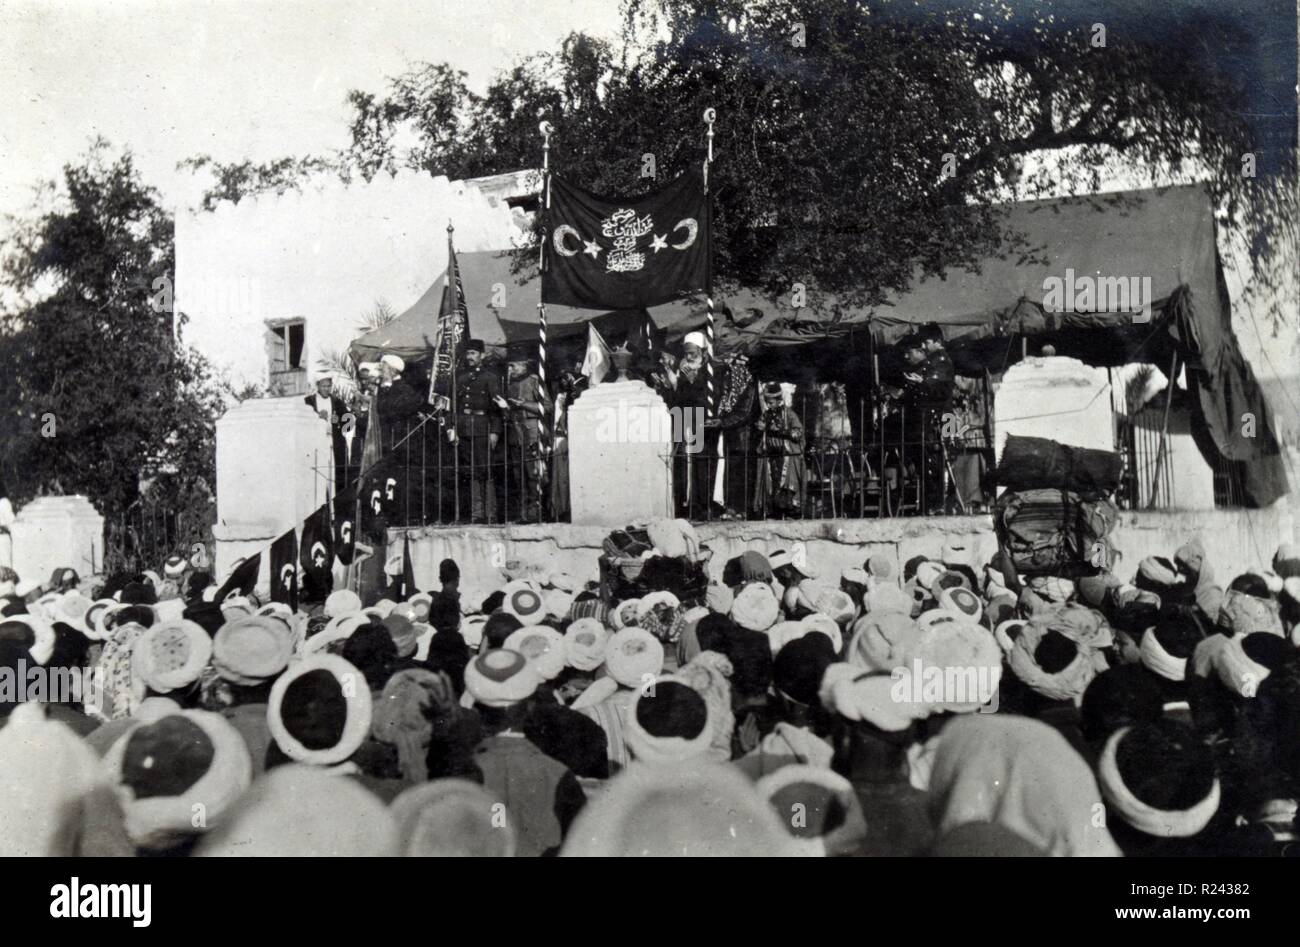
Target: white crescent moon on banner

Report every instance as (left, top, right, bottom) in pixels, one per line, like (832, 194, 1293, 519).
(553, 224, 582, 257)
(671, 218, 698, 250)
(280, 564, 294, 586)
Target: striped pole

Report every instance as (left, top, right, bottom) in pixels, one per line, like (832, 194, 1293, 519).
(703, 107, 716, 419)
(538, 120, 553, 458)
(705, 297, 716, 418)
(537, 302, 549, 433)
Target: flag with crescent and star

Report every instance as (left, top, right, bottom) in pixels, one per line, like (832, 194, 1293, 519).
(332, 484, 358, 566)
(300, 500, 334, 601)
(542, 169, 711, 310)
(269, 527, 299, 611)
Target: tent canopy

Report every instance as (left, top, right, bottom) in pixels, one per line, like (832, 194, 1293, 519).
(348, 183, 1286, 505)
(349, 249, 701, 363)
(702, 184, 1225, 352)
(353, 184, 1224, 361)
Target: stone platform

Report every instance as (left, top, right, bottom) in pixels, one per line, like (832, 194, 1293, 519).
(386, 505, 1296, 609)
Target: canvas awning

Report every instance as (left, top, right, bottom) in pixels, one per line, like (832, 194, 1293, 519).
(349, 184, 1286, 506)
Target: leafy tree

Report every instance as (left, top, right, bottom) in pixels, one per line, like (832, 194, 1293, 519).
(176, 154, 343, 213)
(183, 0, 1294, 324)
(0, 141, 228, 551)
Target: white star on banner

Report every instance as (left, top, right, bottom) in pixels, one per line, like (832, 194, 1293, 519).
(583, 239, 602, 258)
(650, 233, 668, 252)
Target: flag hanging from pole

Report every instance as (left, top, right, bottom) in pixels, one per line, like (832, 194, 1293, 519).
(300, 500, 334, 600)
(214, 552, 261, 604)
(270, 527, 299, 611)
(359, 391, 383, 477)
(401, 532, 417, 599)
(429, 233, 471, 406)
(332, 484, 357, 566)
(542, 169, 711, 310)
(580, 323, 612, 385)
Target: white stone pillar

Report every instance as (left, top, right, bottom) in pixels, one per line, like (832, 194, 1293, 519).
(994, 356, 1115, 460)
(213, 397, 332, 583)
(6, 496, 105, 584)
(566, 379, 674, 526)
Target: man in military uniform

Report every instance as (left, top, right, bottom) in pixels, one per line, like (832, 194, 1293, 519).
(495, 344, 551, 523)
(898, 326, 955, 409)
(915, 322, 956, 405)
(451, 340, 503, 523)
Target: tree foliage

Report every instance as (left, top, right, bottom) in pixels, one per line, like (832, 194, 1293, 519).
(1, 142, 228, 531)
(185, 0, 1293, 321)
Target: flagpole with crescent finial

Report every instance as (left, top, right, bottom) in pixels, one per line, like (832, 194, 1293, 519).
(703, 107, 716, 420)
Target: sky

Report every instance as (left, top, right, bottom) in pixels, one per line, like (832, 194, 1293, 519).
(0, 0, 626, 228)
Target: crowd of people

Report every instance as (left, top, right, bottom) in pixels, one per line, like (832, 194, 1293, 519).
(3, 518, 1300, 857)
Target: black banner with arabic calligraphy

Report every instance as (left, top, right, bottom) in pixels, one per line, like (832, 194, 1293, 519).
(542, 170, 711, 310)
(430, 243, 471, 405)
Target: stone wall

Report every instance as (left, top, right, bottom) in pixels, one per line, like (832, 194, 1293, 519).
(993, 356, 1114, 458)
(2, 496, 105, 584)
(388, 505, 1297, 607)
(174, 171, 526, 393)
(212, 397, 333, 581)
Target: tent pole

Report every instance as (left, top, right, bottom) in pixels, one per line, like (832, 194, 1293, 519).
(1147, 350, 1179, 509)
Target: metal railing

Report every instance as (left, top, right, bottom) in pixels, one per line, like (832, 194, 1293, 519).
(104, 501, 212, 575)
(318, 393, 1255, 527)
(1116, 405, 1247, 510)
(329, 396, 996, 527)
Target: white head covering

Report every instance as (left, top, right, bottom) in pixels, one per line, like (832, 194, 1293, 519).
(604, 627, 665, 688)
(0, 704, 104, 855)
(504, 625, 566, 681)
(195, 764, 398, 857)
(562, 762, 796, 857)
(564, 618, 609, 671)
(324, 590, 362, 619)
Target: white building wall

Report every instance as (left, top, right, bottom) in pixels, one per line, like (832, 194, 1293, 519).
(174, 171, 528, 392)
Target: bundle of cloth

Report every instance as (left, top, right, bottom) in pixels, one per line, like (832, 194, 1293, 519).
(597, 518, 711, 604)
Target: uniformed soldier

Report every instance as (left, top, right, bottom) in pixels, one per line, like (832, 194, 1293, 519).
(898, 327, 955, 409)
(494, 346, 551, 522)
(916, 322, 956, 405)
(450, 340, 503, 522)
